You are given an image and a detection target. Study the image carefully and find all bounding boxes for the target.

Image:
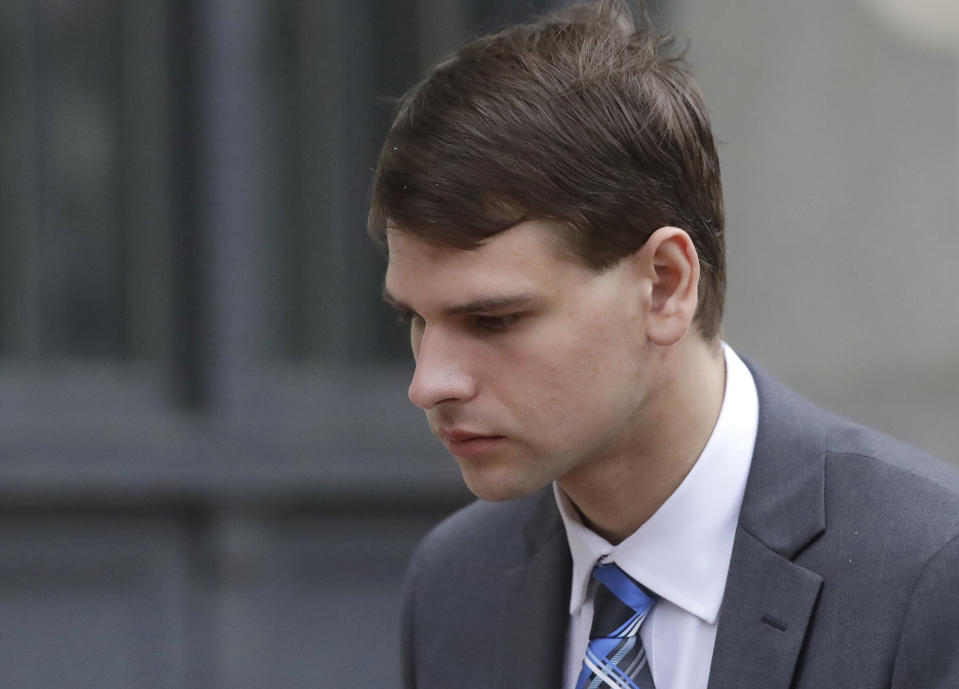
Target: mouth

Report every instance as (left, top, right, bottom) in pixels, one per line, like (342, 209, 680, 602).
(438, 429, 506, 457)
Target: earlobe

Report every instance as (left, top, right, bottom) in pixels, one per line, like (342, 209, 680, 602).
(641, 227, 700, 346)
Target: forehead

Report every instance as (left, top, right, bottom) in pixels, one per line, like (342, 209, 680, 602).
(384, 220, 585, 306)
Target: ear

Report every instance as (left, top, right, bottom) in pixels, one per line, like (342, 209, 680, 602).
(635, 226, 700, 346)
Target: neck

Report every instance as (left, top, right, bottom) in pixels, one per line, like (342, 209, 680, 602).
(557, 336, 726, 544)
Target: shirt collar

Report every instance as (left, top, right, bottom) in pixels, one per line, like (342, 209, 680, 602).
(554, 343, 759, 624)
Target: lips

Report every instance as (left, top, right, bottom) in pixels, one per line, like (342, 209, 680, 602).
(438, 429, 505, 457)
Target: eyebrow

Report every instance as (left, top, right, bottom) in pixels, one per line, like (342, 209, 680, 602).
(382, 289, 538, 316)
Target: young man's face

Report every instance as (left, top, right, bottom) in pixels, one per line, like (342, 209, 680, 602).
(384, 220, 659, 501)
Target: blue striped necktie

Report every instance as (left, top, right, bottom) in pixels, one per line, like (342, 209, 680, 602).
(575, 562, 657, 689)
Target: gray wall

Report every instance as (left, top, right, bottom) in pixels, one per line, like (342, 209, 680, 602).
(676, 0, 959, 461)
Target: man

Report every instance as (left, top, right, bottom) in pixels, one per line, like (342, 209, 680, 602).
(368, 2, 959, 688)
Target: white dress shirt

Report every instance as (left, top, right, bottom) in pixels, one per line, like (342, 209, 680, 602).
(555, 343, 759, 689)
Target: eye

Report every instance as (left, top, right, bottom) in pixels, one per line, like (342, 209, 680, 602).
(395, 311, 422, 325)
(472, 313, 521, 332)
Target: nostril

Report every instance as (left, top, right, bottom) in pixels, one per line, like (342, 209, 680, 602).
(408, 366, 476, 410)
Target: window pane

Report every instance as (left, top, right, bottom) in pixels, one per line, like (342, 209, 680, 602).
(259, 0, 421, 364)
(0, 0, 171, 362)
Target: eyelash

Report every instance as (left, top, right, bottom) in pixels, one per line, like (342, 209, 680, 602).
(471, 313, 521, 332)
(395, 312, 521, 332)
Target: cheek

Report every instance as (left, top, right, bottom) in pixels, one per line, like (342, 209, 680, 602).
(509, 325, 639, 417)
(554, 325, 646, 424)
(487, 299, 644, 424)
(556, 311, 640, 382)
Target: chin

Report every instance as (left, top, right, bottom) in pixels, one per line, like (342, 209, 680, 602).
(459, 468, 547, 502)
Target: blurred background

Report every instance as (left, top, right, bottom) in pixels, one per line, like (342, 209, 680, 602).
(0, 0, 956, 687)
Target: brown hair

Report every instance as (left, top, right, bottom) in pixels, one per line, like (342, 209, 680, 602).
(369, 0, 725, 340)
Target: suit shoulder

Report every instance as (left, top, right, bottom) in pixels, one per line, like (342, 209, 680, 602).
(408, 489, 554, 576)
(825, 416, 959, 507)
(826, 418, 959, 496)
(751, 360, 959, 515)
(747, 361, 959, 558)
(822, 417, 959, 555)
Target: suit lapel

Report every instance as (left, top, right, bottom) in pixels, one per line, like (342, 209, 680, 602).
(494, 490, 571, 689)
(708, 365, 828, 689)
(707, 529, 822, 689)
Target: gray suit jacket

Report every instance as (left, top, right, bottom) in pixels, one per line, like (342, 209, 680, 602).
(400, 365, 959, 688)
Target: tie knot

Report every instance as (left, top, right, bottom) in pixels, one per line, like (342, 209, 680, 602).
(589, 562, 656, 640)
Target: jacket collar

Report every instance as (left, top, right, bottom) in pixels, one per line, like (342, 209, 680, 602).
(737, 362, 827, 557)
(494, 488, 570, 689)
(707, 362, 827, 689)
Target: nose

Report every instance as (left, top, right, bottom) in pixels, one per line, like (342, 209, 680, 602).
(408, 327, 477, 410)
